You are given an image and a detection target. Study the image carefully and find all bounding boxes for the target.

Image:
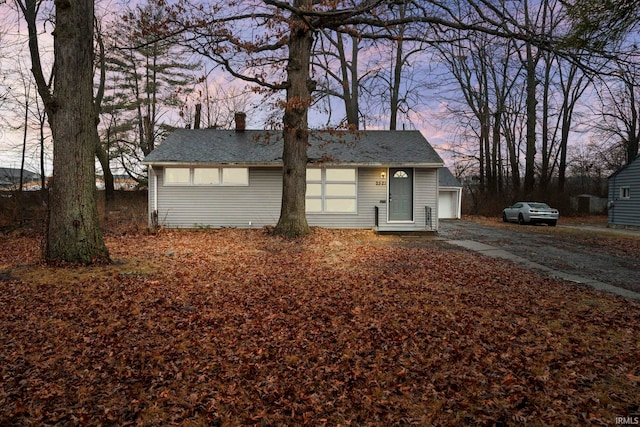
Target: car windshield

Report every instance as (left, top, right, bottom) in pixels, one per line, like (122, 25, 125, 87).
(528, 203, 550, 209)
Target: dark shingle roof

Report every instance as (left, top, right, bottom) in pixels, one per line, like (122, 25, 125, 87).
(143, 129, 444, 166)
(0, 167, 40, 187)
(439, 167, 462, 187)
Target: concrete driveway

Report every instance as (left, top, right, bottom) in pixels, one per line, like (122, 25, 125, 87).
(436, 219, 640, 300)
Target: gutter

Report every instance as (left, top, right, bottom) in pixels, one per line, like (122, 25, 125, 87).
(142, 161, 445, 168)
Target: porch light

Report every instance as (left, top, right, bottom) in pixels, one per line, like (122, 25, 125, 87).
(380, 171, 386, 179)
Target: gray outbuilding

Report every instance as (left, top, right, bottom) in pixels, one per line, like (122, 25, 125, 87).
(0, 167, 40, 190)
(143, 126, 445, 232)
(608, 155, 640, 229)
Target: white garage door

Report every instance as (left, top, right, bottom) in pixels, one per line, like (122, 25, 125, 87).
(438, 190, 458, 219)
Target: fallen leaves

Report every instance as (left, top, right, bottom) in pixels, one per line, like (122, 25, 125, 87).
(0, 227, 639, 426)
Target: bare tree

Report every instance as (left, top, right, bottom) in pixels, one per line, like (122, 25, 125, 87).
(313, 31, 366, 129)
(379, 1, 429, 131)
(502, 84, 527, 194)
(94, 16, 115, 202)
(184, 69, 253, 129)
(517, 0, 552, 196)
(99, 0, 201, 185)
(593, 60, 640, 166)
(18, 63, 32, 193)
(313, 3, 435, 131)
(540, 51, 591, 192)
(0, 23, 11, 119)
(432, 0, 597, 200)
(432, 26, 522, 196)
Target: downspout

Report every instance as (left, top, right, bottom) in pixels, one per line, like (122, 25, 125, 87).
(149, 165, 158, 227)
(434, 168, 439, 231)
(153, 167, 158, 213)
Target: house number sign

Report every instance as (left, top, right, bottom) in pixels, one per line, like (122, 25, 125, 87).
(375, 180, 386, 186)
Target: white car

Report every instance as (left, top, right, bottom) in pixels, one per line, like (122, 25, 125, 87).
(502, 202, 559, 226)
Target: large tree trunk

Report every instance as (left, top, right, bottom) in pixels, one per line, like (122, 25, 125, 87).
(505, 120, 521, 194)
(94, 23, 114, 204)
(389, 26, 403, 131)
(274, 0, 312, 238)
(627, 81, 640, 163)
(45, 0, 109, 263)
(335, 34, 359, 129)
(539, 60, 552, 192)
(523, 43, 537, 196)
(389, 3, 407, 131)
(491, 109, 502, 194)
(558, 110, 570, 192)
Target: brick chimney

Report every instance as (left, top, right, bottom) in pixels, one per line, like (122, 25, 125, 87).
(234, 112, 246, 132)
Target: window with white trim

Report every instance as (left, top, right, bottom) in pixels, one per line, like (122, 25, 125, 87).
(222, 168, 249, 185)
(306, 169, 323, 213)
(164, 167, 248, 186)
(306, 168, 357, 213)
(164, 168, 191, 185)
(621, 186, 630, 199)
(193, 168, 219, 185)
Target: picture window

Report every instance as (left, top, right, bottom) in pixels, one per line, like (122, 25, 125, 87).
(306, 168, 357, 213)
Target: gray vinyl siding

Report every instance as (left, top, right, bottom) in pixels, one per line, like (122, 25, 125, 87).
(154, 167, 282, 228)
(609, 159, 640, 228)
(152, 166, 439, 230)
(415, 168, 438, 230)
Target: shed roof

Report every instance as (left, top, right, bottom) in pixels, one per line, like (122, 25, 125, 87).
(143, 129, 444, 167)
(0, 167, 40, 187)
(439, 167, 462, 188)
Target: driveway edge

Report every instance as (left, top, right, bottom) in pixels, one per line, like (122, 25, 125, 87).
(446, 239, 640, 301)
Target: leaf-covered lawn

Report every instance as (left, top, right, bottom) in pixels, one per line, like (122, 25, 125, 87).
(1, 228, 639, 426)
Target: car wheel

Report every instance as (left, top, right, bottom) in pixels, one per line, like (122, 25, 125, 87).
(502, 212, 508, 222)
(518, 213, 526, 225)
(549, 220, 557, 227)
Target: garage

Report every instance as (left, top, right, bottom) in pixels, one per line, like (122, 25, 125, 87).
(438, 168, 462, 219)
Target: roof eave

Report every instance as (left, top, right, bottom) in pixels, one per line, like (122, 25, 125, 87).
(143, 161, 282, 167)
(144, 161, 445, 168)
